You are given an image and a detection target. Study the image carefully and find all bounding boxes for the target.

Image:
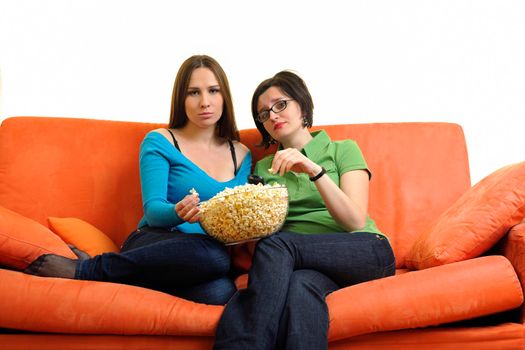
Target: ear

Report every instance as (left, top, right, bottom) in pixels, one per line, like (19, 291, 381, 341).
(302, 116, 310, 127)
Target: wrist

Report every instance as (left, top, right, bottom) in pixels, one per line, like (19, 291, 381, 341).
(309, 167, 326, 182)
(308, 165, 323, 178)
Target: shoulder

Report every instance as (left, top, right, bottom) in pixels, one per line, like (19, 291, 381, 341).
(332, 139, 370, 177)
(333, 138, 362, 154)
(140, 129, 173, 152)
(333, 138, 358, 147)
(232, 140, 251, 160)
(147, 128, 174, 145)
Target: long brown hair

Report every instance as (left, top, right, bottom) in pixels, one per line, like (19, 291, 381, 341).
(169, 55, 239, 141)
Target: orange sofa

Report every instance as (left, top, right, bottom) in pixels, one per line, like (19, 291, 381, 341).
(1, 116, 524, 349)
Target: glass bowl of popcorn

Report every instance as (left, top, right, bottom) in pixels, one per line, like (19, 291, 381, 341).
(199, 183, 288, 245)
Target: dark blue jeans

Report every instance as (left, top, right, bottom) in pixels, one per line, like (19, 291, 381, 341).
(214, 231, 396, 350)
(75, 226, 236, 305)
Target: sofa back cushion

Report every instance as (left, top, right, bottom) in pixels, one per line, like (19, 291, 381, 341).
(241, 123, 471, 267)
(0, 118, 470, 266)
(0, 117, 164, 246)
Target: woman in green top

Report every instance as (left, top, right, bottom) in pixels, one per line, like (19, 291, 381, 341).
(214, 71, 395, 350)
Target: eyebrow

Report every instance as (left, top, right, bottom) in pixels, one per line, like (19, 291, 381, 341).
(187, 84, 220, 90)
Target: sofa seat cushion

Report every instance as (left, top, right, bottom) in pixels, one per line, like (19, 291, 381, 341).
(326, 255, 523, 341)
(329, 323, 525, 350)
(0, 269, 222, 336)
(1, 256, 521, 340)
(0, 205, 77, 270)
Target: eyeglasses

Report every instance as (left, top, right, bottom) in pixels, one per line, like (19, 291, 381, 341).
(256, 99, 294, 123)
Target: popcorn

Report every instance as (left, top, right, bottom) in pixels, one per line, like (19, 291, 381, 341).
(199, 183, 288, 244)
(189, 188, 198, 196)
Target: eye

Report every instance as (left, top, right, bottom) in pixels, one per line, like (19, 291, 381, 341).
(258, 110, 269, 122)
(209, 87, 220, 94)
(272, 101, 286, 112)
(188, 90, 199, 96)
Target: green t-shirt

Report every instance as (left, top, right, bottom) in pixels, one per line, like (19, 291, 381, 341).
(254, 130, 384, 236)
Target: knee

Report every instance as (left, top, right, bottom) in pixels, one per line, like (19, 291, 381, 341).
(177, 277, 236, 305)
(205, 277, 237, 305)
(256, 233, 291, 255)
(289, 270, 317, 290)
(287, 270, 335, 303)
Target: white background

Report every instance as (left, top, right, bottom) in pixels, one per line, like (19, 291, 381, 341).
(1, 0, 523, 184)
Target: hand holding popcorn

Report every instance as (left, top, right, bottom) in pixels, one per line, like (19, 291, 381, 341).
(270, 148, 322, 178)
(175, 192, 201, 223)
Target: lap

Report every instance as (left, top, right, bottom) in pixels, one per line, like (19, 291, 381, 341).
(258, 231, 395, 286)
(121, 226, 220, 252)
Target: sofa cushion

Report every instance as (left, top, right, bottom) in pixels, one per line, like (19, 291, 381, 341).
(405, 161, 525, 270)
(0, 255, 520, 339)
(0, 205, 77, 270)
(47, 217, 120, 256)
(327, 255, 523, 341)
(0, 268, 223, 336)
(500, 221, 525, 302)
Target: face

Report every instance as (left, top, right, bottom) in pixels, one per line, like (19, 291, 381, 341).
(184, 67, 224, 128)
(256, 86, 303, 142)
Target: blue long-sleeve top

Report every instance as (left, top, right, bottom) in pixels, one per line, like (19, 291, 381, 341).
(137, 131, 252, 234)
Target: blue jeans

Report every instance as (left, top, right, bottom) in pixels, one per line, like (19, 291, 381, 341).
(75, 226, 236, 305)
(214, 231, 396, 350)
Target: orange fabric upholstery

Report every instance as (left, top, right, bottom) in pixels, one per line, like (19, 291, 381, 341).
(329, 324, 525, 350)
(1, 324, 524, 350)
(0, 205, 77, 269)
(0, 256, 520, 339)
(326, 256, 522, 340)
(501, 221, 525, 322)
(406, 161, 525, 270)
(47, 217, 120, 256)
(0, 117, 164, 246)
(0, 269, 222, 335)
(239, 123, 471, 269)
(0, 334, 215, 350)
(0, 117, 523, 349)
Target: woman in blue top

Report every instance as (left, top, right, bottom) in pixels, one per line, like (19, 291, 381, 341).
(24, 55, 252, 305)
(214, 71, 395, 349)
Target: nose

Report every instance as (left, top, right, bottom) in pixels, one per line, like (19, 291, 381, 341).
(200, 93, 210, 108)
(268, 109, 280, 121)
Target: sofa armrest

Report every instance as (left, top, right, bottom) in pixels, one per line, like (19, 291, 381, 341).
(500, 221, 525, 323)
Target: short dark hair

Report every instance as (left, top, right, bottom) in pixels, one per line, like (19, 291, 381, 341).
(251, 70, 313, 148)
(169, 55, 239, 141)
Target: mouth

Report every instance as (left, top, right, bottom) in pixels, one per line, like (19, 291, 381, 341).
(273, 122, 285, 130)
(199, 112, 214, 117)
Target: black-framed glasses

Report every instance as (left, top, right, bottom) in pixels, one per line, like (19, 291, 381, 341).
(256, 99, 294, 123)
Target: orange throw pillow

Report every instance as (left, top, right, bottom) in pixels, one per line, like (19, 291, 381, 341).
(47, 217, 120, 256)
(406, 161, 525, 270)
(0, 205, 77, 270)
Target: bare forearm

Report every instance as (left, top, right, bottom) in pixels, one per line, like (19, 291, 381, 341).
(312, 171, 367, 231)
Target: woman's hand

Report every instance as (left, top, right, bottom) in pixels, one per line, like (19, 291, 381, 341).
(270, 148, 322, 178)
(175, 194, 201, 223)
(271, 148, 369, 232)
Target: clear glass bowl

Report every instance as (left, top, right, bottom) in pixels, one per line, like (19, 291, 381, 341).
(199, 184, 288, 245)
